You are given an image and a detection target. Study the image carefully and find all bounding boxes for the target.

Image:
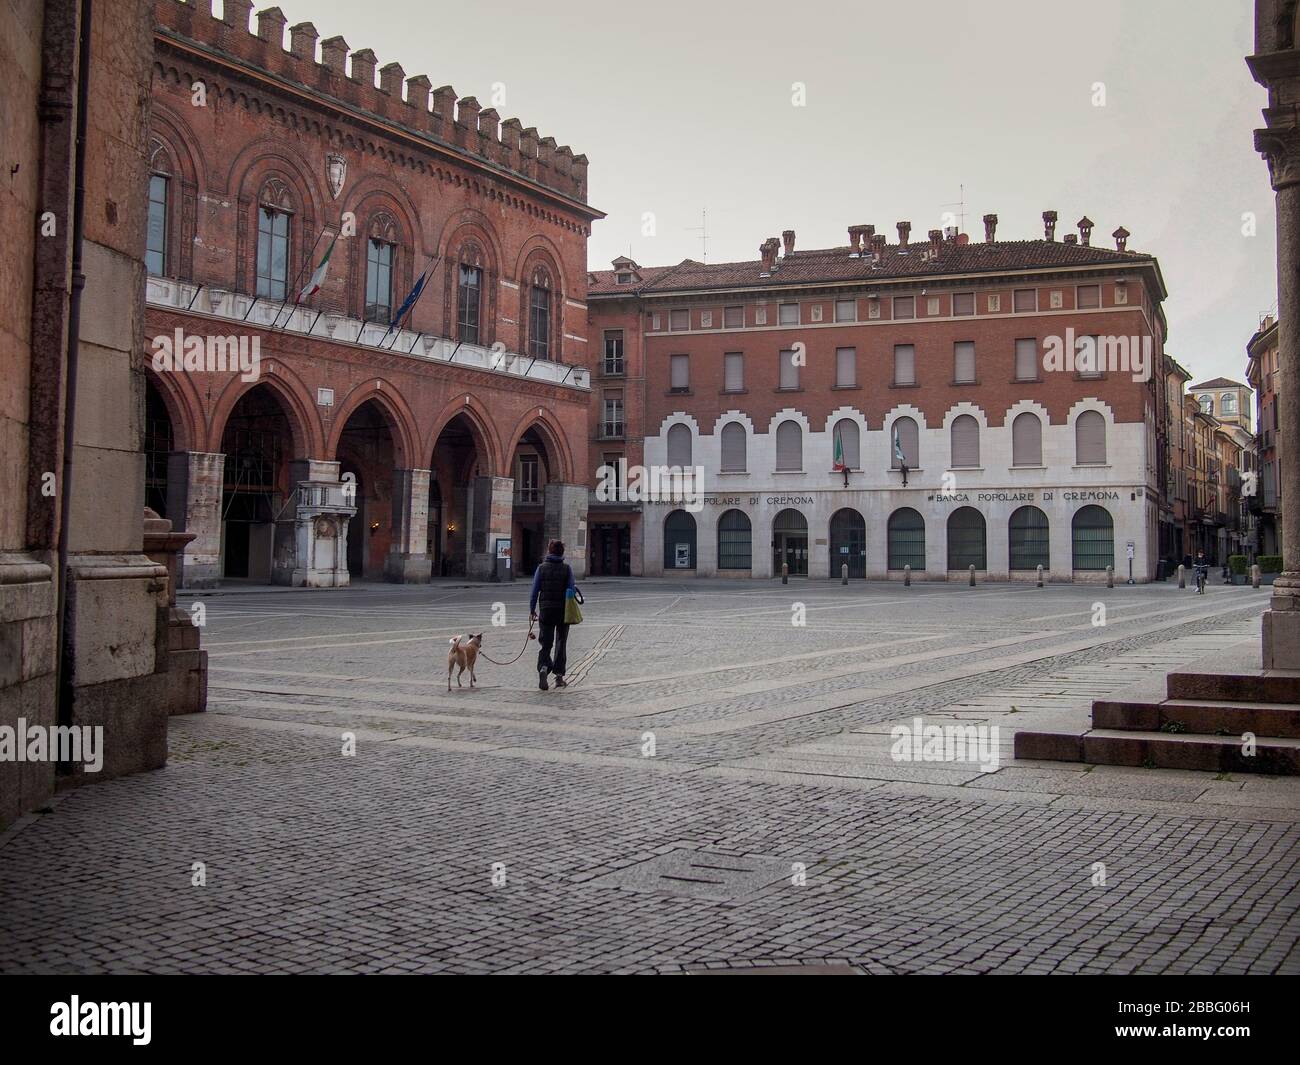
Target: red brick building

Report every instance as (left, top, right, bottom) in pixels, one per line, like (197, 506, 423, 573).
(145, 0, 601, 586)
(1246, 316, 1281, 556)
(589, 214, 1171, 581)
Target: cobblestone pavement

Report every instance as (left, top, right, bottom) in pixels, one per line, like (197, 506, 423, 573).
(2, 578, 1297, 974)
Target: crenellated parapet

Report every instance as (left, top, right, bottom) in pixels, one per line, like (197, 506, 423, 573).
(154, 0, 590, 204)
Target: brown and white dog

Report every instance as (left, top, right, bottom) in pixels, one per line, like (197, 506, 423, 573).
(447, 633, 483, 691)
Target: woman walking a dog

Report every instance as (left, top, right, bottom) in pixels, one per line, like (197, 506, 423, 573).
(529, 539, 580, 690)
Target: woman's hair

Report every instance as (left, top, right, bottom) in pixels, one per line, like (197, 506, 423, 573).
(548, 539, 565, 556)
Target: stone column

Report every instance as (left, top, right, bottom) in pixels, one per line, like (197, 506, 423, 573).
(1252, 108, 1300, 666)
(468, 475, 514, 580)
(167, 451, 224, 588)
(385, 468, 432, 582)
(544, 483, 590, 579)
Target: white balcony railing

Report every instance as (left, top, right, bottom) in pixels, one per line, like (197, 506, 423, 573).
(146, 277, 590, 392)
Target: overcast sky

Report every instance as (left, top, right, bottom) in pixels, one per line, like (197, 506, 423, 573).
(291, 0, 1273, 387)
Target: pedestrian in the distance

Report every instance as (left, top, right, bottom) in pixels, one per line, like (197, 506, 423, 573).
(529, 538, 577, 690)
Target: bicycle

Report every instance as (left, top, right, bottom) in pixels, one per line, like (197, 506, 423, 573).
(1195, 567, 1208, 594)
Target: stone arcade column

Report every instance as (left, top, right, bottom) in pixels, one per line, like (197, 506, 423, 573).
(468, 475, 515, 580)
(385, 468, 433, 583)
(544, 483, 590, 580)
(167, 451, 224, 589)
(1250, 41, 1300, 669)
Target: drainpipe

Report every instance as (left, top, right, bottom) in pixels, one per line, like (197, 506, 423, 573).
(55, 0, 92, 755)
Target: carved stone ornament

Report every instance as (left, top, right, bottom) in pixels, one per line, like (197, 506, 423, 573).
(326, 154, 347, 200)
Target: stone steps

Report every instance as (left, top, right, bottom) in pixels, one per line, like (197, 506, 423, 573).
(1016, 729, 1300, 774)
(1091, 698, 1300, 738)
(1167, 670, 1300, 703)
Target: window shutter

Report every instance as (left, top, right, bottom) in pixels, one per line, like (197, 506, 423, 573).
(1012, 413, 1042, 466)
(670, 354, 689, 390)
(1015, 338, 1038, 380)
(779, 349, 799, 389)
(951, 414, 980, 468)
(954, 341, 975, 383)
(836, 347, 856, 387)
(666, 424, 692, 467)
(723, 352, 744, 392)
(775, 421, 802, 471)
(720, 423, 747, 472)
(1076, 411, 1107, 464)
(893, 344, 915, 385)
(834, 419, 860, 469)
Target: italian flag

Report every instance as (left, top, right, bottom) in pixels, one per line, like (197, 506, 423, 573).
(832, 429, 846, 472)
(297, 234, 338, 303)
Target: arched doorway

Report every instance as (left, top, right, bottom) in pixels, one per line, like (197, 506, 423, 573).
(1072, 505, 1114, 571)
(947, 507, 986, 570)
(143, 377, 174, 520)
(429, 413, 487, 577)
(664, 509, 696, 570)
(887, 508, 925, 571)
(335, 399, 397, 580)
(511, 425, 557, 576)
(829, 508, 865, 578)
(1009, 505, 1050, 571)
(773, 508, 808, 576)
(220, 385, 294, 581)
(717, 509, 752, 572)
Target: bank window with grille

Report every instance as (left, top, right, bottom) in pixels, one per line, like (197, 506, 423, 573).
(887, 508, 925, 570)
(457, 264, 482, 343)
(603, 330, 624, 375)
(256, 206, 290, 300)
(365, 239, 394, 322)
(1009, 506, 1050, 570)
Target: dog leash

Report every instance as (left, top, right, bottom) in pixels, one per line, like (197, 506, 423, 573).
(477, 619, 537, 666)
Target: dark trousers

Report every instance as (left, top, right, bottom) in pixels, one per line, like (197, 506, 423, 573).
(537, 607, 570, 677)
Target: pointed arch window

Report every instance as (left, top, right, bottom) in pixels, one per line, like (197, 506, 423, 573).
(256, 179, 294, 300)
(365, 214, 398, 323)
(146, 139, 170, 277)
(458, 243, 485, 344)
(528, 266, 553, 360)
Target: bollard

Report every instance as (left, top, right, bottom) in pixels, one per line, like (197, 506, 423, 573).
(841, 563, 848, 586)
(1177, 564, 1185, 589)
(1252, 563, 1261, 589)
(782, 562, 789, 585)
(969, 564, 976, 587)
(1106, 565, 1114, 589)
(903, 564, 911, 587)
(1036, 564, 1043, 588)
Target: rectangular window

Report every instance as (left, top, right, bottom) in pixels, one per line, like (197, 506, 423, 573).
(723, 305, 744, 329)
(778, 349, 800, 390)
(954, 341, 976, 384)
(1013, 288, 1037, 313)
(670, 354, 690, 391)
(835, 347, 856, 387)
(1077, 334, 1103, 377)
(517, 454, 540, 503)
(365, 239, 394, 322)
(778, 302, 799, 325)
(529, 286, 551, 359)
(256, 206, 290, 300)
(893, 296, 915, 319)
(602, 330, 624, 375)
(456, 263, 481, 342)
(669, 308, 689, 331)
(834, 299, 856, 322)
(893, 344, 916, 386)
(1014, 338, 1039, 381)
(146, 174, 168, 276)
(724, 352, 744, 392)
(952, 292, 975, 316)
(1076, 284, 1101, 309)
(602, 393, 624, 437)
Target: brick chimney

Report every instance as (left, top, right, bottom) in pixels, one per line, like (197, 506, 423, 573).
(1063, 233, 1078, 245)
(319, 35, 348, 74)
(782, 229, 796, 256)
(847, 225, 864, 255)
(928, 228, 942, 256)
(1113, 226, 1130, 252)
(983, 213, 998, 243)
(1043, 210, 1058, 241)
(870, 233, 887, 260)
(257, 7, 287, 45)
(1078, 216, 1094, 246)
(288, 21, 317, 60)
(759, 238, 779, 273)
(896, 220, 911, 248)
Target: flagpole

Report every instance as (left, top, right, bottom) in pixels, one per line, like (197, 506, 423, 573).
(380, 254, 439, 349)
(270, 225, 332, 331)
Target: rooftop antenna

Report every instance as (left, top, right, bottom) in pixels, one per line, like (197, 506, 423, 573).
(940, 183, 967, 234)
(686, 208, 708, 263)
